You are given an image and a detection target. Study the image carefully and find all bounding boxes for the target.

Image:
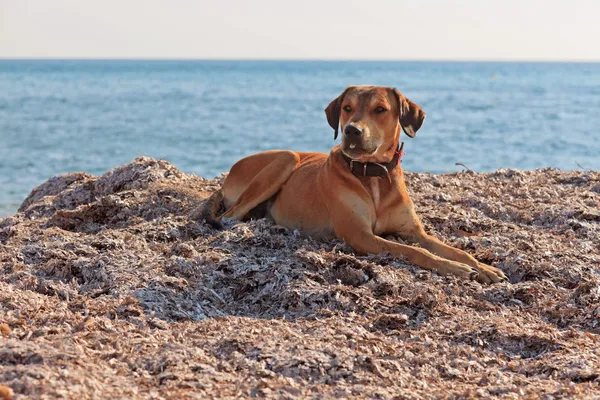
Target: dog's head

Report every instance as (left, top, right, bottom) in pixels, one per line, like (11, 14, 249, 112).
(325, 85, 426, 161)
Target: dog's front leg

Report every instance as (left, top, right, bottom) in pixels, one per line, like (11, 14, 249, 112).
(394, 213, 507, 284)
(352, 231, 480, 281)
(410, 231, 507, 284)
(330, 202, 479, 281)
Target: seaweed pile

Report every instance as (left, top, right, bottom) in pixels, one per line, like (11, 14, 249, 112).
(1, 157, 599, 399)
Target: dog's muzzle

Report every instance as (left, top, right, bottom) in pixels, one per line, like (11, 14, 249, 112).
(344, 124, 363, 138)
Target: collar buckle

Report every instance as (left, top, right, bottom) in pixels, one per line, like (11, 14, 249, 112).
(372, 162, 389, 175)
(349, 159, 358, 175)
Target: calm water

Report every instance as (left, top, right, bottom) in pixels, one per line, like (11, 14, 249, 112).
(1, 60, 600, 217)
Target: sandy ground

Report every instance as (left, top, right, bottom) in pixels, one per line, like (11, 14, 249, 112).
(1, 157, 599, 399)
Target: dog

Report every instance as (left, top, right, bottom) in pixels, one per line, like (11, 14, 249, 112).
(200, 85, 506, 284)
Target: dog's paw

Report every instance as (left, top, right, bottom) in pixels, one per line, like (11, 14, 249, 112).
(474, 263, 507, 284)
(436, 260, 480, 281)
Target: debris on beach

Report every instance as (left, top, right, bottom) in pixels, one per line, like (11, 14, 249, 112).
(1, 157, 599, 398)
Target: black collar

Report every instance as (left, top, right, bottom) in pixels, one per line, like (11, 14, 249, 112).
(342, 142, 404, 178)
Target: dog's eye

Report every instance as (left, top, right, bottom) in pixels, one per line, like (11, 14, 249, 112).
(374, 106, 387, 114)
(343, 105, 352, 113)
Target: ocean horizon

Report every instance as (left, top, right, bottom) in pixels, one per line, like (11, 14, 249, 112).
(1, 59, 600, 217)
(4, 58, 600, 62)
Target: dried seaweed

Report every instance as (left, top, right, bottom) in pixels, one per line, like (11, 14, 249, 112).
(1, 157, 599, 399)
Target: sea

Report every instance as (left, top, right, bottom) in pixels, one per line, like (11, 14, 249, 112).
(1, 60, 600, 217)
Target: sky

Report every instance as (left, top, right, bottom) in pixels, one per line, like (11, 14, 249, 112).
(1, 0, 599, 61)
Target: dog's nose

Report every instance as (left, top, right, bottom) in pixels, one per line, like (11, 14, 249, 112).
(344, 125, 363, 138)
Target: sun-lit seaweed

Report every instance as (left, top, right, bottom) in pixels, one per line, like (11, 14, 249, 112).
(1, 157, 599, 398)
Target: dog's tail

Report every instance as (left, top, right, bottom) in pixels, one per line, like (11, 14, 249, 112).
(191, 189, 224, 229)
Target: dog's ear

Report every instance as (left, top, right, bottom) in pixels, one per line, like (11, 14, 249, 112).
(324, 88, 350, 140)
(392, 89, 426, 138)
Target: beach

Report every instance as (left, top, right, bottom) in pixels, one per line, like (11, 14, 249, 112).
(1, 157, 599, 398)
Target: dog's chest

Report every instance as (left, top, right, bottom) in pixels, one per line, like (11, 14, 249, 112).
(364, 177, 401, 235)
(367, 179, 387, 233)
(368, 179, 382, 209)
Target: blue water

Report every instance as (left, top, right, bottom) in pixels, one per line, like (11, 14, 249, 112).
(1, 60, 600, 217)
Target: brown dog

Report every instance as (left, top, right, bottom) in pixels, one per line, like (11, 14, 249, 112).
(201, 85, 506, 284)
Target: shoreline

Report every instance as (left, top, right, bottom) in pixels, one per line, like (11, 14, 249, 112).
(2, 164, 597, 220)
